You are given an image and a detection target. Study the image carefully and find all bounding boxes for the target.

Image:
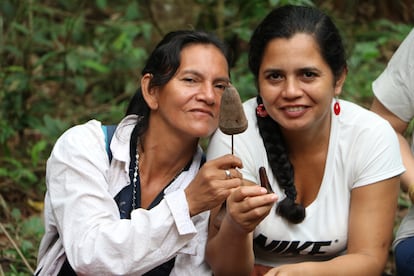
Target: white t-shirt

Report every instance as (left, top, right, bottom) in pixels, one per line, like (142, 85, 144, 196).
(207, 97, 404, 267)
(373, 28, 414, 123)
(35, 115, 211, 276)
(373, 28, 414, 249)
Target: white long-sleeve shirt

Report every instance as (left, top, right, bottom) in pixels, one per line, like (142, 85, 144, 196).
(35, 115, 211, 276)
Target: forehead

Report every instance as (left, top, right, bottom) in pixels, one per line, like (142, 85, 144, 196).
(180, 43, 226, 62)
(178, 43, 229, 75)
(262, 33, 327, 68)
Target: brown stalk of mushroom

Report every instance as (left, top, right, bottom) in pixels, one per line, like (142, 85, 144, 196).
(219, 85, 248, 154)
(259, 166, 273, 193)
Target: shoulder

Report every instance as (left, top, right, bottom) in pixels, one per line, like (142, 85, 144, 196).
(393, 28, 414, 56)
(382, 28, 414, 69)
(54, 115, 139, 160)
(57, 119, 103, 147)
(49, 120, 106, 165)
(243, 97, 258, 115)
(340, 100, 392, 128)
(334, 102, 403, 189)
(372, 29, 414, 122)
(338, 101, 400, 153)
(59, 119, 104, 143)
(241, 97, 260, 132)
(338, 100, 398, 148)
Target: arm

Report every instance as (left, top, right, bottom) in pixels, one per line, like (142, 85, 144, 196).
(371, 97, 414, 201)
(205, 180, 277, 276)
(49, 124, 242, 274)
(48, 126, 200, 274)
(265, 176, 400, 276)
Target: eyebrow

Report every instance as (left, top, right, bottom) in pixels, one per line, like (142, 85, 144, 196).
(263, 68, 283, 74)
(263, 67, 322, 74)
(299, 66, 321, 72)
(180, 69, 230, 83)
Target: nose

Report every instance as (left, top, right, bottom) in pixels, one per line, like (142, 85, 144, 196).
(283, 77, 302, 98)
(196, 83, 216, 105)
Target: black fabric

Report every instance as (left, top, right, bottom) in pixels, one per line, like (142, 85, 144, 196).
(57, 259, 76, 275)
(143, 257, 176, 276)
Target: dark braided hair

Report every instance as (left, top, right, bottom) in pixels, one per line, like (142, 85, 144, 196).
(249, 5, 347, 224)
(256, 96, 306, 224)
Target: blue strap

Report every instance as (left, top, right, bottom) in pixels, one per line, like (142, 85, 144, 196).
(101, 125, 117, 162)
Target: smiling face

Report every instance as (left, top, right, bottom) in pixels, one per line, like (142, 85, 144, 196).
(258, 33, 345, 133)
(144, 43, 230, 139)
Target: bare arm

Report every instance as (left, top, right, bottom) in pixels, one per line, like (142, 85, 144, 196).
(265, 176, 400, 276)
(371, 97, 414, 201)
(206, 179, 277, 276)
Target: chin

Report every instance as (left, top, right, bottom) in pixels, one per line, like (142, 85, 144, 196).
(191, 128, 215, 138)
(197, 131, 214, 138)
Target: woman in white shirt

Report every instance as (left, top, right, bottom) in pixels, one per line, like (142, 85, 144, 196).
(206, 5, 403, 276)
(35, 30, 243, 275)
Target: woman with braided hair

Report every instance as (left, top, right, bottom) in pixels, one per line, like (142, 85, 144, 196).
(206, 5, 404, 276)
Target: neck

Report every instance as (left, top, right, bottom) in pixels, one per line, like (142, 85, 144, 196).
(138, 134, 197, 179)
(283, 115, 331, 158)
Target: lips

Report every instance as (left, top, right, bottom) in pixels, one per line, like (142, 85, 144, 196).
(284, 106, 306, 112)
(191, 108, 214, 117)
(281, 105, 308, 118)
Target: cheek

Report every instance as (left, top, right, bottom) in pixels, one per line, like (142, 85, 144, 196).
(212, 105, 221, 122)
(259, 85, 280, 103)
(216, 91, 225, 102)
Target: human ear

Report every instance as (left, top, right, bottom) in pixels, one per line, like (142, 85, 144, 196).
(141, 73, 159, 110)
(334, 68, 347, 97)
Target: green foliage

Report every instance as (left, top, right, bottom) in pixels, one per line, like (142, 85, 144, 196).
(1, 210, 44, 275)
(1, 1, 152, 273)
(342, 20, 412, 107)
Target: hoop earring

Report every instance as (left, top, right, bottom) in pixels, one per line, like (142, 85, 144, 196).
(333, 97, 340, 116)
(256, 104, 268, 117)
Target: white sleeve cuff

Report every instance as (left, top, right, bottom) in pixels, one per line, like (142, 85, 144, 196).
(164, 190, 197, 235)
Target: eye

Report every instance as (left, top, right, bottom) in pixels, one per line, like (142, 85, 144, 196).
(182, 77, 196, 83)
(298, 68, 320, 82)
(303, 71, 317, 78)
(215, 83, 227, 92)
(266, 71, 283, 82)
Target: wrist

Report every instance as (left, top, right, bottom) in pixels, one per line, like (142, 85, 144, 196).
(224, 211, 254, 235)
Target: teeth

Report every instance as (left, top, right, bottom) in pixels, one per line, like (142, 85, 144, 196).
(285, 106, 304, 112)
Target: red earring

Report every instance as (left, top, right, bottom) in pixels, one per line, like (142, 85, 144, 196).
(256, 104, 268, 117)
(334, 97, 340, 116)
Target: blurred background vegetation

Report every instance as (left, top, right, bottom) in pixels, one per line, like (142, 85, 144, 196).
(0, 0, 413, 274)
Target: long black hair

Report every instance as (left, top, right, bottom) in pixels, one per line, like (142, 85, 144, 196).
(249, 5, 347, 224)
(125, 30, 231, 146)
